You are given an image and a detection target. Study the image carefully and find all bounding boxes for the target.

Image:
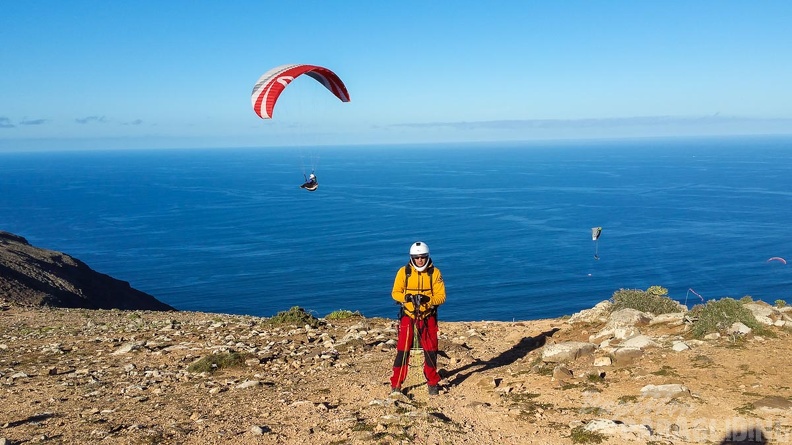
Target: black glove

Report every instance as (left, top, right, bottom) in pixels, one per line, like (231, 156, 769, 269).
(418, 294, 430, 304)
(403, 294, 414, 304)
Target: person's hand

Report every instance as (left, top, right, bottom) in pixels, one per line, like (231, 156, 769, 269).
(403, 294, 414, 304)
(418, 294, 430, 304)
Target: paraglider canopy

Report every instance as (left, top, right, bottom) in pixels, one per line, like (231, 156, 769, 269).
(251, 64, 350, 120)
(767, 256, 787, 265)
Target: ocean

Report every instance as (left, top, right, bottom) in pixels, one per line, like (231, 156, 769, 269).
(1, 136, 791, 322)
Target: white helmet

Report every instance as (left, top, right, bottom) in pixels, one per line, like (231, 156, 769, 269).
(309, 173, 316, 180)
(409, 241, 430, 272)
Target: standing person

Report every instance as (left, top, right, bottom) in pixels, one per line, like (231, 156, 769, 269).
(390, 241, 446, 396)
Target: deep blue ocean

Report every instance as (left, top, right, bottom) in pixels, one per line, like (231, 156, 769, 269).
(2, 136, 791, 322)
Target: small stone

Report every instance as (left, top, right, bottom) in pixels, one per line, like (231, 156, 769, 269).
(236, 380, 261, 389)
(552, 365, 573, 381)
(250, 425, 264, 435)
(593, 356, 612, 367)
(111, 342, 144, 355)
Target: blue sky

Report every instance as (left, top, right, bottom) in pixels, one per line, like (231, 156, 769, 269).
(1, 1, 791, 151)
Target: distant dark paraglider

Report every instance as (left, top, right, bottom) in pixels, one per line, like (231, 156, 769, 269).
(591, 227, 602, 260)
(300, 172, 318, 192)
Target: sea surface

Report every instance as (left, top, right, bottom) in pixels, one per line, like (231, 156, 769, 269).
(2, 136, 791, 322)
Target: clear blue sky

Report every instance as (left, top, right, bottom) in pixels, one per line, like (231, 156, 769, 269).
(1, 1, 791, 151)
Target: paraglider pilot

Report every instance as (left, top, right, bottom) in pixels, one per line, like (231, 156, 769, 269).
(300, 172, 318, 191)
(389, 241, 446, 396)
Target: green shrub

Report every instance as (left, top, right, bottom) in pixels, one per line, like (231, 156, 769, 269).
(268, 306, 319, 328)
(775, 299, 787, 308)
(689, 298, 768, 339)
(586, 372, 604, 383)
(325, 310, 362, 320)
(610, 286, 681, 315)
(187, 351, 246, 373)
(570, 426, 605, 444)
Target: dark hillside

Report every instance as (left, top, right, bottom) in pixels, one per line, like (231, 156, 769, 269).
(0, 231, 174, 311)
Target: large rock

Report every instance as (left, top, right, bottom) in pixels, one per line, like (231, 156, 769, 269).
(567, 301, 612, 324)
(608, 308, 652, 326)
(742, 302, 779, 326)
(753, 395, 792, 414)
(542, 341, 596, 363)
(589, 308, 652, 344)
(648, 312, 685, 326)
(613, 347, 644, 365)
(583, 419, 652, 441)
(640, 384, 690, 398)
(0, 231, 174, 311)
(589, 326, 640, 344)
(619, 335, 657, 349)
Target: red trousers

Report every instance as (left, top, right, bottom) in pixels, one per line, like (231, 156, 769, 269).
(390, 314, 440, 387)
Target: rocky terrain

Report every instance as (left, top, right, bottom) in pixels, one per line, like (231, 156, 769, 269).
(2, 231, 791, 444)
(0, 231, 173, 311)
(2, 298, 791, 444)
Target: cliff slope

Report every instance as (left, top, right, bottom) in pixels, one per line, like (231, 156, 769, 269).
(0, 231, 174, 311)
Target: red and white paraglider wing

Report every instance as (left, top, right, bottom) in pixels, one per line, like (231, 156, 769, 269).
(251, 64, 350, 119)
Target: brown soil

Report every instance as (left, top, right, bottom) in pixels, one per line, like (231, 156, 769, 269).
(1, 303, 790, 444)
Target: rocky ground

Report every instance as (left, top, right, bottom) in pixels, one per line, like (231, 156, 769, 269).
(1, 299, 791, 445)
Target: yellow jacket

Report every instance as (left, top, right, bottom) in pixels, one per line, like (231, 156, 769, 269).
(391, 262, 446, 319)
